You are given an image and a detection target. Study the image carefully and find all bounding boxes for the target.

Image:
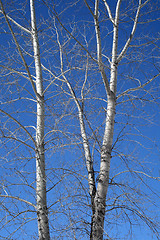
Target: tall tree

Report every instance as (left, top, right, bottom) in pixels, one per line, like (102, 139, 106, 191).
(0, 0, 50, 238)
(50, 0, 160, 239)
(0, 0, 160, 239)
(30, 0, 50, 238)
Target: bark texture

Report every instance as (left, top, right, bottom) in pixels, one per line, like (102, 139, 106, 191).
(30, 0, 50, 239)
(91, 92, 116, 240)
(90, 1, 121, 239)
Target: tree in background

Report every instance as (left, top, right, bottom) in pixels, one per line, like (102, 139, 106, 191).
(77, 0, 160, 239)
(0, 0, 160, 239)
(0, 0, 50, 238)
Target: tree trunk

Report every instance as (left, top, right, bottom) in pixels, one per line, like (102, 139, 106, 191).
(90, 1, 120, 237)
(90, 91, 116, 240)
(30, 0, 50, 239)
(36, 95, 50, 240)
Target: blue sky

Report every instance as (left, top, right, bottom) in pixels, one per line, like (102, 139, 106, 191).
(0, 0, 160, 239)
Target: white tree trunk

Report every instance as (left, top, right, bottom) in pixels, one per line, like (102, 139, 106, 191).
(91, 91, 116, 240)
(91, 1, 120, 239)
(30, 0, 50, 239)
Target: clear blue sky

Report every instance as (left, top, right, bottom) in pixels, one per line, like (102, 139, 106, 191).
(0, 0, 160, 239)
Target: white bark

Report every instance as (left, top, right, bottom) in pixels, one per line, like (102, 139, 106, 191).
(55, 22, 96, 203)
(0, 0, 50, 237)
(64, 78, 97, 237)
(91, 1, 121, 239)
(94, 0, 111, 96)
(91, 92, 116, 240)
(30, 0, 50, 239)
(117, 0, 142, 63)
(64, 77, 96, 199)
(90, 0, 149, 238)
(0, 9, 31, 34)
(0, 0, 38, 98)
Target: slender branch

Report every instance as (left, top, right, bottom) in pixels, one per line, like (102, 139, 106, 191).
(0, 195, 36, 208)
(94, 0, 111, 96)
(117, 0, 142, 63)
(102, 0, 115, 24)
(42, 64, 64, 93)
(0, 10, 31, 34)
(111, 170, 160, 184)
(83, 0, 95, 17)
(115, 0, 122, 31)
(55, 24, 96, 197)
(1, 135, 35, 150)
(41, 0, 97, 63)
(0, 0, 39, 99)
(42, 65, 87, 94)
(0, 64, 36, 83)
(0, 97, 36, 104)
(81, 53, 89, 111)
(0, 108, 36, 145)
(117, 73, 160, 99)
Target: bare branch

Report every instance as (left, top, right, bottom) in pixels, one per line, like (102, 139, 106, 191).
(54, 23, 96, 198)
(111, 170, 160, 183)
(0, 195, 36, 208)
(94, 0, 111, 96)
(83, 0, 95, 18)
(117, 73, 160, 99)
(0, 134, 35, 150)
(102, 0, 115, 24)
(0, 108, 36, 145)
(0, 10, 31, 34)
(117, 0, 143, 63)
(0, 0, 39, 99)
(115, 0, 122, 26)
(0, 64, 36, 83)
(41, 0, 97, 63)
(81, 53, 89, 110)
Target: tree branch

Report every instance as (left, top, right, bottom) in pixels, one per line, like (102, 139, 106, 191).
(117, 73, 160, 99)
(0, 0, 39, 99)
(0, 195, 36, 208)
(0, 10, 31, 34)
(117, 0, 142, 63)
(0, 64, 36, 84)
(102, 0, 115, 24)
(94, 0, 111, 96)
(0, 108, 36, 145)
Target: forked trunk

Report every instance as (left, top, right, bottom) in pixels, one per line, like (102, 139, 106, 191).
(90, 92, 116, 240)
(90, 1, 120, 237)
